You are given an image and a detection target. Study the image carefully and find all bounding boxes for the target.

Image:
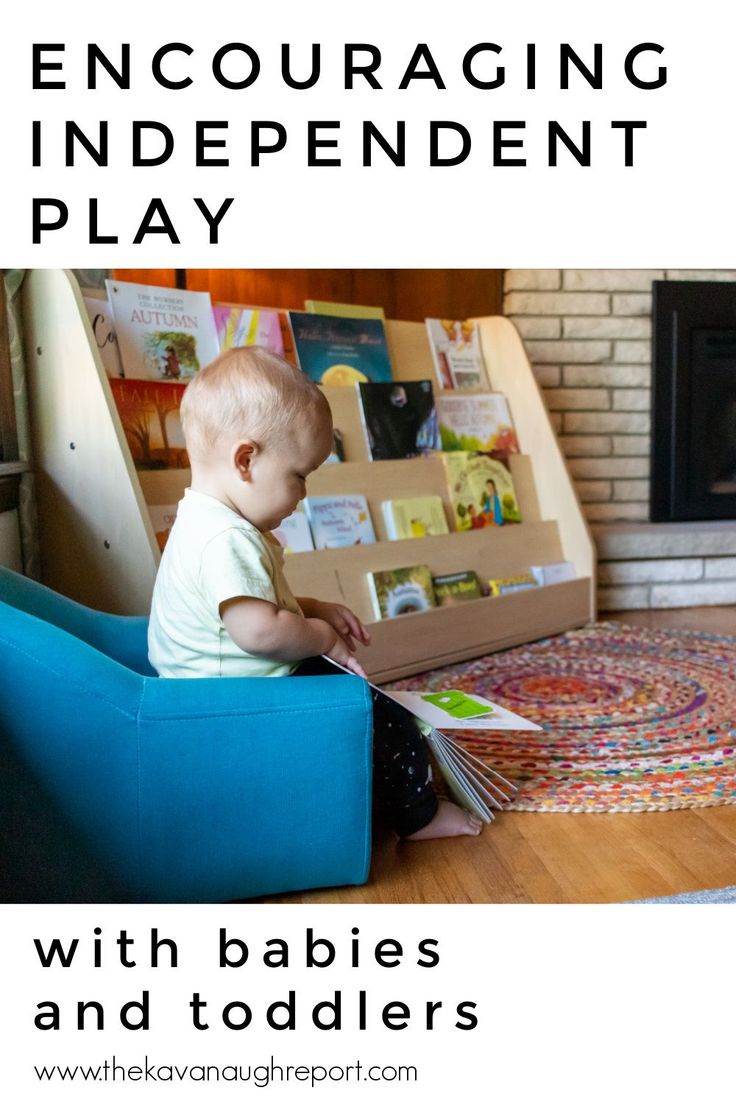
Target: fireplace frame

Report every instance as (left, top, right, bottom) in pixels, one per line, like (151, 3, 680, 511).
(651, 279, 736, 522)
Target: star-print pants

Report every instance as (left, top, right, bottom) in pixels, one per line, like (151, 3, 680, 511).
(292, 657, 439, 836)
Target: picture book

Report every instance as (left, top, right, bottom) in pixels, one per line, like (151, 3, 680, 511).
(213, 304, 284, 355)
(443, 450, 522, 528)
(357, 380, 440, 460)
(82, 292, 124, 379)
(425, 318, 489, 390)
(325, 658, 539, 822)
(437, 392, 520, 453)
(432, 569, 482, 605)
(272, 508, 315, 554)
(148, 503, 179, 552)
(530, 561, 577, 586)
(303, 494, 376, 549)
(382, 495, 449, 540)
(106, 279, 220, 381)
(321, 428, 345, 466)
(367, 564, 436, 619)
(109, 379, 188, 470)
(305, 299, 386, 320)
(487, 573, 538, 597)
(289, 312, 393, 385)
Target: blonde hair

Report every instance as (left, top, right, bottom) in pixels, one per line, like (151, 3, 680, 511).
(181, 346, 330, 457)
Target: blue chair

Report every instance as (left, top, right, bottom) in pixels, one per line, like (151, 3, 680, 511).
(0, 567, 373, 902)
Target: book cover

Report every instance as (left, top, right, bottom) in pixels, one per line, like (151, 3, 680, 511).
(425, 318, 489, 390)
(382, 495, 449, 539)
(148, 503, 179, 552)
(530, 561, 577, 586)
(443, 450, 522, 529)
(272, 508, 315, 554)
(367, 564, 436, 619)
(213, 304, 285, 355)
(357, 380, 440, 460)
(106, 279, 220, 381)
(437, 392, 520, 453)
(487, 573, 538, 597)
(303, 494, 376, 549)
(82, 292, 124, 379)
(432, 569, 482, 605)
(109, 379, 188, 470)
(289, 312, 393, 385)
(305, 299, 386, 320)
(321, 428, 346, 466)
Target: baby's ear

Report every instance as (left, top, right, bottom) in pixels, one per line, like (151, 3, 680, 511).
(232, 440, 256, 480)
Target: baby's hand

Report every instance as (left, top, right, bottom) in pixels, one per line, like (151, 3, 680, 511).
(324, 635, 368, 679)
(310, 600, 371, 652)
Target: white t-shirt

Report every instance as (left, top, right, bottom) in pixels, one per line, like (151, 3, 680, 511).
(148, 488, 303, 678)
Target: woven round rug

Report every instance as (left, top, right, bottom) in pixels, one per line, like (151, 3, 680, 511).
(388, 622, 736, 813)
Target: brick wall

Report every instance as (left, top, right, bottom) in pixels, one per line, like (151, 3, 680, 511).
(503, 269, 736, 524)
(504, 269, 736, 610)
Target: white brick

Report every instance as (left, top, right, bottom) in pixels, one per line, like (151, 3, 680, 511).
(560, 435, 612, 457)
(612, 293, 651, 316)
(563, 270, 663, 291)
(598, 585, 650, 610)
(512, 317, 562, 340)
(613, 479, 650, 501)
(613, 341, 651, 364)
(704, 557, 736, 579)
(584, 502, 649, 522)
(543, 388, 610, 411)
(563, 316, 651, 340)
(651, 581, 736, 608)
(525, 340, 611, 364)
(531, 364, 561, 387)
(569, 457, 649, 479)
(598, 559, 703, 585)
(563, 365, 651, 387)
(577, 481, 612, 502)
(505, 292, 610, 316)
(665, 270, 736, 282)
(613, 434, 650, 455)
(613, 389, 651, 412)
(504, 270, 562, 291)
(565, 412, 650, 434)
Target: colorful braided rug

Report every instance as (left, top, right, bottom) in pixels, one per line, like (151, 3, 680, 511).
(388, 622, 736, 813)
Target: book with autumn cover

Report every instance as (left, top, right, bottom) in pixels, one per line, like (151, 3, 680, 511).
(425, 318, 489, 390)
(436, 392, 520, 453)
(109, 379, 188, 470)
(106, 280, 220, 382)
(289, 312, 393, 385)
(82, 291, 124, 379)
(213, 304, 285, 355)
(443, 451, 522, 529)
(303, 494, 376, 549)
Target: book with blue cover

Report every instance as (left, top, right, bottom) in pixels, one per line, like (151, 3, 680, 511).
(289, 312, 393, 385)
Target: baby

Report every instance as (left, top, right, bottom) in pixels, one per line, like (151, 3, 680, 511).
(148, 347, 481, 840)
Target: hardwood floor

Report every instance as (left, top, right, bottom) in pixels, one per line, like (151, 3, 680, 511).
(270, 606, 736, 904)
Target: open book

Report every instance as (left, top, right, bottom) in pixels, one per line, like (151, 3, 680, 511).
(325, 660, 540, 823)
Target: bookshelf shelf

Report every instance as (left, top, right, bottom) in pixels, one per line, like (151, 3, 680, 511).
(22, 268, 596, 680)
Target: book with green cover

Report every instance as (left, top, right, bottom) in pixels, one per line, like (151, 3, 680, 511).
(432, 569, 482, 605)
(443, 451, 522, 529)
(382, 495, 449, 540)
(305, 299, 386, 320)
(367, 564, 436, 619)
(437, 392, 519, 453)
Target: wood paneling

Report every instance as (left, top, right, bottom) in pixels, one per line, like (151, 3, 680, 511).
(112, 270, 504, 320)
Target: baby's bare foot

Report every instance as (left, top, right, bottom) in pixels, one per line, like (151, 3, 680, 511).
(404, 800, 484, 841)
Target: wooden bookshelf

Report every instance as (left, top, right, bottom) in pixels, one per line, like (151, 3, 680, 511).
(21, 269, 596, 681)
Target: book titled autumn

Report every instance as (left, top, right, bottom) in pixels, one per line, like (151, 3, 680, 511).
(357, 380, 440, 460)
(109, 379, 188, 470)
(437, 392, 519, 453)
(303, 494, 376, 549)
(289, 312, 393, 385)
(106, 280, 220, 381)
(444, 451, 522, 529)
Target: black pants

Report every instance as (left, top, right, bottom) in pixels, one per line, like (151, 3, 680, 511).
(292, 658, 439, 836)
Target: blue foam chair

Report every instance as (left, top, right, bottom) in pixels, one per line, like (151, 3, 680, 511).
(0, 567, 373, 902)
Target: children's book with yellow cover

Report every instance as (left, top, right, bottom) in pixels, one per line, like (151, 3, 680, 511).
(382, 495, 450, 539)
(305, 299, 385, 320)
